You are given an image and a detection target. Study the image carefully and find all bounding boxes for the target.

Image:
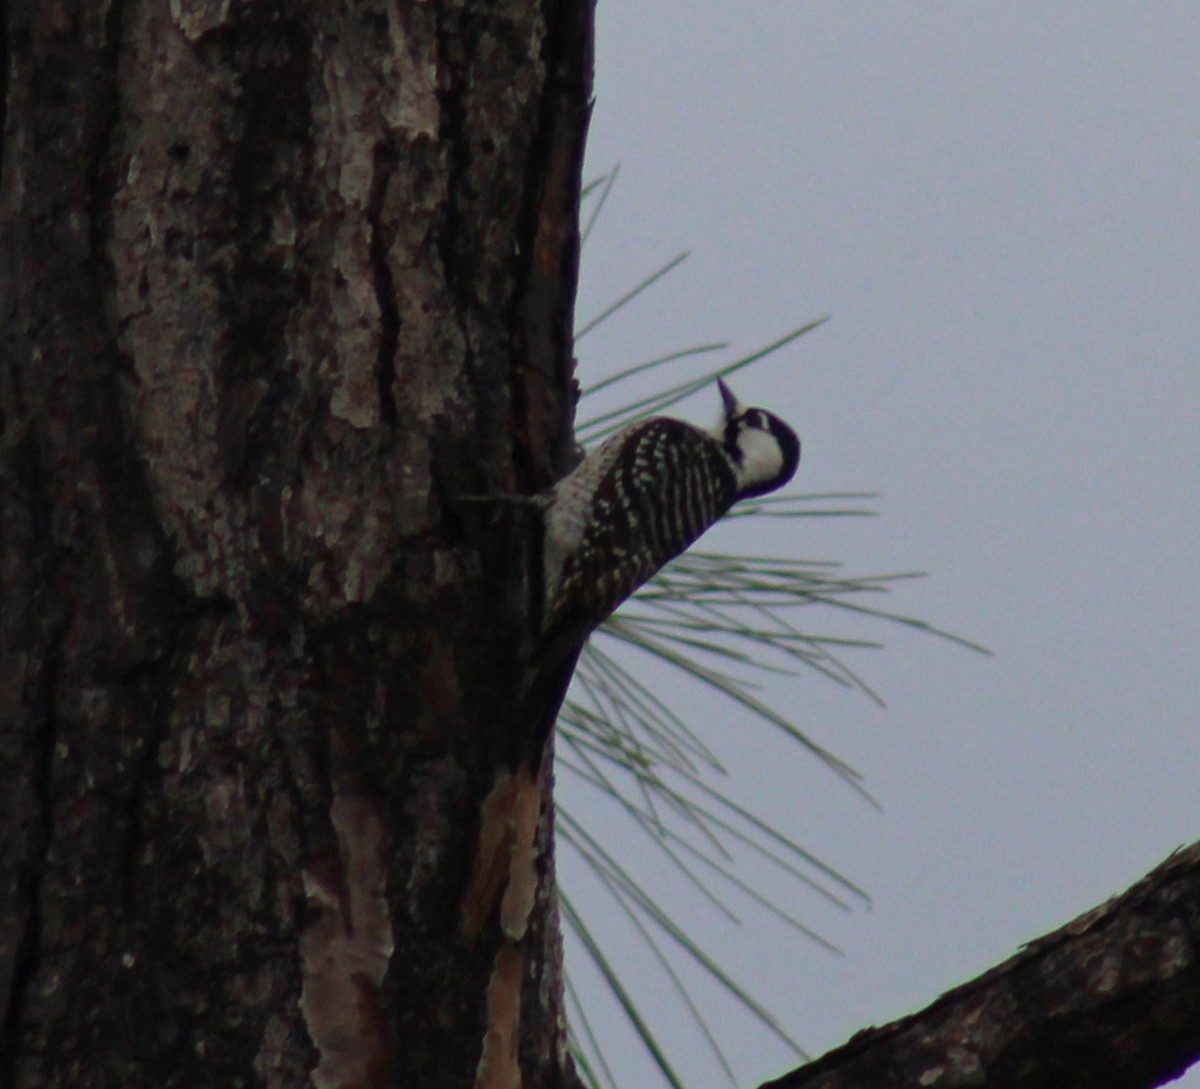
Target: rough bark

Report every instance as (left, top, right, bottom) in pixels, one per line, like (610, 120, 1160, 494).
(762, 841, 1200, 1089)
(0, 2, 592, 1088)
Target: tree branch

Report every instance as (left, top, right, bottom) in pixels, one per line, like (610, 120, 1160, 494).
(762, 840, 1200, 1089)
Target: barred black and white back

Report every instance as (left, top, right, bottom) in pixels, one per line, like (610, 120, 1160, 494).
(541, 380, 800, 640)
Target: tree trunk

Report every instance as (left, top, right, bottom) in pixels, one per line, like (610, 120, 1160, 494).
(1, 3, 592, 1087)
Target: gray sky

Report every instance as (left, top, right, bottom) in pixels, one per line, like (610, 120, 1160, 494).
(559, 6, 1200, 1088)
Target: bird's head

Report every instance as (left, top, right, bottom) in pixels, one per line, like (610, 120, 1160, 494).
(711, 379, 801, 500)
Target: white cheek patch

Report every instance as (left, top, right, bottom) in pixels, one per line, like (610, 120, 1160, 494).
(736, 427, 785, 488)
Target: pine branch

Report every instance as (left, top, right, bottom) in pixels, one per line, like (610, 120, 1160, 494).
(762, 841, 1200, 1089)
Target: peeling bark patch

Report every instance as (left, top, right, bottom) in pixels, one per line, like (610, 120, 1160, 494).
(499, 765, 541, 942)
(475, 945, 525, 1089)
(169, 0, 234, 41)
(459, 770, 520, 944)
(459, 763, 543, 945)
(300, 792, 394, 1089)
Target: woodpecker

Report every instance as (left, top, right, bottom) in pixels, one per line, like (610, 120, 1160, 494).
(516, 378, 800, 758)
(460, 379, 801, 942)
(541, 378, 801, 643)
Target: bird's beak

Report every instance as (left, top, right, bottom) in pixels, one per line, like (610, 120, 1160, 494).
(717, 378, 741, 419)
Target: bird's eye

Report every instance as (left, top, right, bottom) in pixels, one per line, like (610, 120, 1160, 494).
(747, 410, 768, 429)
